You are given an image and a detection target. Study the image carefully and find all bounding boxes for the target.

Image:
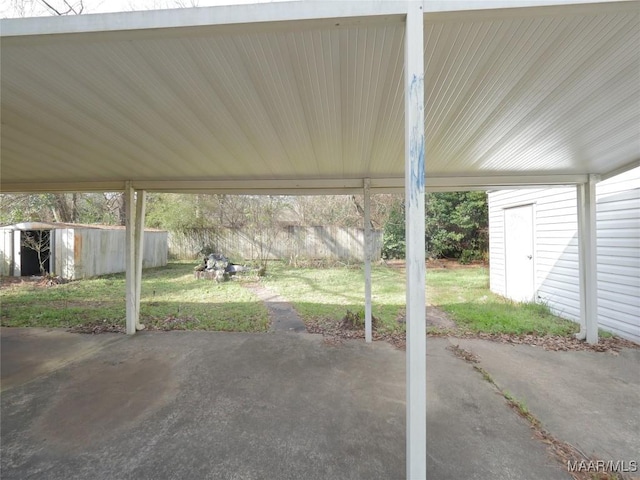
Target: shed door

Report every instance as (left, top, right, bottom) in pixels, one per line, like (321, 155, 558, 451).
(504, 204, 535, 302)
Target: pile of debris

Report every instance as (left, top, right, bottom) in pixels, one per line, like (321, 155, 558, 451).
(35, 274, 68, 287)
(194, 253, 250, 282)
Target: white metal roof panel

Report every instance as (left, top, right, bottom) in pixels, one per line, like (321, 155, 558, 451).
(1, 1, 639, 193)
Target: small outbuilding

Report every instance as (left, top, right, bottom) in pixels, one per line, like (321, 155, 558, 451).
(0, 222, 168, 280)
(488, 168, 640, 343)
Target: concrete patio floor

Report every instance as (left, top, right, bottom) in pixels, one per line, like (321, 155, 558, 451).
(1, 327, 638, 479)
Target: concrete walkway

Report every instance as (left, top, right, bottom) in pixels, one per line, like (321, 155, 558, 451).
(1, 327, 637, 479)
(243, 283, 307, 333)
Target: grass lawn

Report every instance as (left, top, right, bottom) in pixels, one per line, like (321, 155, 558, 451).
(264, 262, 580, 337)
(1, 260, 581, 337)
(262, 262, 406, 334)
(425, 266, 579, 336)
(0, 262, 270, 332)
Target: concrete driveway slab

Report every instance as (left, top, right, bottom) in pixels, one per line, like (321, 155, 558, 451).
(0, 327, 124, 391)
(453, 338, 640, 467)
(0, 329, 582, 479)
(426, 338, 569, 480)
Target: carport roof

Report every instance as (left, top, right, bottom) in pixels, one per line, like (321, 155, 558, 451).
(1, 0, 639, 195)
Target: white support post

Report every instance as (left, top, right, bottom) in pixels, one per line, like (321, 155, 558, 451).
(125, 182, 136, 335)
(364, 178, 373, 343)
(405, 2, 427, 479)
(134, 190, 147, 331)
(576, 175, 599, 345)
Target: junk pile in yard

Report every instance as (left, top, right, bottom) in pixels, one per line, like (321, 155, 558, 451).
(194, 253, 250, 282)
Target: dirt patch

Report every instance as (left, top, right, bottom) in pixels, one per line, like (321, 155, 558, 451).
(395, 305, 457, 330)
(306, 318, 407, 350)
(308, 305, 457, 349)
(383, 258, 487, 273)
(69, 322, 125, 334)
(0, 276, 67, 289)
(0, 276, 38, 289)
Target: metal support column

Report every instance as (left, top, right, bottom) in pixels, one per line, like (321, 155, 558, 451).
(125, 182, 136, 335)
(405, 2, 427, 478)
(134, 190, 147, 331)
(364, 178, 372, 343)
(576, 175, 600, 344)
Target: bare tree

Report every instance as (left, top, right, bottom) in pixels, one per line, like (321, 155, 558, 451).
(39, 0, 84, 15)
(290, 194, 401, 229)
(22, 230, 51, 275)
(126, 0, 199, 10)
(244, 196, 284, 275)
(173, 0, 199, 7)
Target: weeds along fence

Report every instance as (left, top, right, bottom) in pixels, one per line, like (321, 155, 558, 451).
(168, 226, 382, 263)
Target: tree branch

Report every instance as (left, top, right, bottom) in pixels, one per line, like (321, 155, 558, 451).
(38, 0, 83, 15)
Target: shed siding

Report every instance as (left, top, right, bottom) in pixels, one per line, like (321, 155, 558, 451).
(73, 229, 167, 279)
(53, 228, 75, 279)
(13, 230, 21, 276)
(0, 230, 14, 276)
(489, 167, 640, 343)
(0, 224, 167, 280)
(74, 229, 127, 278)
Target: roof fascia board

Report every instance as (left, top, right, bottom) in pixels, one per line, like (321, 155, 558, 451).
(4, 0, 634, 39)
(599, 159, 640, 181)
(135, 174, 584, 190)
(1, 181, 127, 193)
(424, 0, 638, 14)
(426, 1, 637, 23)
(1, 174, 589, 194)
(0, 1, 407, 38)
(427, 174, 589, 188)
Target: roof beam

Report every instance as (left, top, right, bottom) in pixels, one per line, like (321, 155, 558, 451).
(0, 174, 592, 194)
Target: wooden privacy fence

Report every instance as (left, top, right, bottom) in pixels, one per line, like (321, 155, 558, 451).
(168, 226, 383, 262)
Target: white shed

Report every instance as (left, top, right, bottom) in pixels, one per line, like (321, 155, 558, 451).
(488, 168, 640, 343)
(0, 222, 168, 280)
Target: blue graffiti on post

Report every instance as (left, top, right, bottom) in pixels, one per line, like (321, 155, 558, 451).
(409, 73, 425, 203)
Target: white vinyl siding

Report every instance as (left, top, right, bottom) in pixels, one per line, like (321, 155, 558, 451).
(595, 170, 640, 341)
(490, 187, 581, 322)
(489, 167, 640, 343)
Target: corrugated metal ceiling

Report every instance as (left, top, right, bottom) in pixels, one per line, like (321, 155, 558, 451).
(1, 1, 638, 193)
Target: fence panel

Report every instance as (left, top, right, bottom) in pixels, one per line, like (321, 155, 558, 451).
(168, 227, 382, 262)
